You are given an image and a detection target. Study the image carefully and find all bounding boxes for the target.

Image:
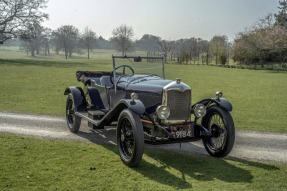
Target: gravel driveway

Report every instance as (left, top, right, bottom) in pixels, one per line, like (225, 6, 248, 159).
(0, 111, 286, 163)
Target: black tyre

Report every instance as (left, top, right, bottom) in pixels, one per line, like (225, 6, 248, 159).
(66, 94, 81, 133)
(201, 105, 235, 157)
(117, 109, 144, 167)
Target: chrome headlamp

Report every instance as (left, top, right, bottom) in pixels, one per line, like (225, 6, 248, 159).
(156, 105, 170, 120)
(216, 91, 223, 100)
(130, 93, 138, 101)
(193, 104, 206, 118)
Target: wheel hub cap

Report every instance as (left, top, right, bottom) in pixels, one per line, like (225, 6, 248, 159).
(211, 124, 221, 137)
(121, 134, 125, 142)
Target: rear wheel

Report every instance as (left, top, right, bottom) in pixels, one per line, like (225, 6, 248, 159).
(201, 105, 235, 157)
(117, 109, 144, 167)
(66, 94, 81, 133)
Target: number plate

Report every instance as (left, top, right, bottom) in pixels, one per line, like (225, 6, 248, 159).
(171, 130, 193, 138)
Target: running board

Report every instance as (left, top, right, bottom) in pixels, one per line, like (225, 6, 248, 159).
(75, 100, 140, 130)
(75, 112, 104, 129)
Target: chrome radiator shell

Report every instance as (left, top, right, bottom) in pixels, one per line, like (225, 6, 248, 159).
(162, 81, 191, 124)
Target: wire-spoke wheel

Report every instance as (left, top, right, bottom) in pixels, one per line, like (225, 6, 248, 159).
(66, 94, 81, 133)
(117, 109, 144, 167)
(202, 105, 235, 157)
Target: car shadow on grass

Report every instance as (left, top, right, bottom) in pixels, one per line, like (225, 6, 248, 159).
(74, 127, 279, 190)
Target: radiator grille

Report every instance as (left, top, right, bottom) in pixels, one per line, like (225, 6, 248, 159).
(166, 90, 191, 121)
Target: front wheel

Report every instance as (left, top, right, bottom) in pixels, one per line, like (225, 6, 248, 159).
(201, 105, 235, 157)
(117, 109, 144, 167)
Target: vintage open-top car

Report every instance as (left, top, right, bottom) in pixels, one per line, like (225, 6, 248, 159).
(64, 55, 235, 167)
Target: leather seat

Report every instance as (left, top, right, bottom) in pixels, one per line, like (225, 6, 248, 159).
(100, 76, 113, 88)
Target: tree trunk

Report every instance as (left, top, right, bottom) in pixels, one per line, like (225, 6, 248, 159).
(88, 48, 90, 59)
(201, 55, 204, 64)
(259, 56, 264, 68)
(64, 46, 68, 59)
(46, 44, 50, 55)
(189, 50, 192, 64)
(31, 50, 35, 57)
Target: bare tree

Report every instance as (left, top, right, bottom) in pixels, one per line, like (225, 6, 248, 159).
(21, 22, 49, 56)
(158, 40, 172, 63)
(53, 25, 79, 59)
(42, 28, 51, 55)
(80, 27, 97, 59)
(110, 24, 134, 56)
(187, 37, 198, 64)
(0, 0, 48, 44)
(253, 13, 275, 30)
(50, 31, 61, 54)
(169, 40, 176, 62)
(174, 39, 183, 63)
(197, 39, 209, 64)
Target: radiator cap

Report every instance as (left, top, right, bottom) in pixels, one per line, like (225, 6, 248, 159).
(176, 78, 181, 84)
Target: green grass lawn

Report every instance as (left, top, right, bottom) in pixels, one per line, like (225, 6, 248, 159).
(1, 50, 287, 132)
(0, 133, 286, 191)
(166, 64, 287, 133)
(0, 58, 111, 115)
(0, 48, 287, 190)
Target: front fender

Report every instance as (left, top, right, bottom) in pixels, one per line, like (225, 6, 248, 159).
(96, 99, 145, 126)
(64, 86, 87, 112)
(114, 99, 145, 116)
(193, 98, 233, 112)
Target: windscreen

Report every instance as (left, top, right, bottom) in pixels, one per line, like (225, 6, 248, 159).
(113, 56, 165, 78)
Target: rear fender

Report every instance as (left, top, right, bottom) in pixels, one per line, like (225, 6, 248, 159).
(64, 86, 87, 112)
(193, 98, 233, 112)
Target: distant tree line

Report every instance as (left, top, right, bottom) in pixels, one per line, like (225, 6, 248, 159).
(2, 0, 287, 68)
(144, 35, 230, 65)
(0, 0, 231, 63)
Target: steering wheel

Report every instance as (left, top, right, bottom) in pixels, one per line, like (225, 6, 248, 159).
(110, 65, 135, 85)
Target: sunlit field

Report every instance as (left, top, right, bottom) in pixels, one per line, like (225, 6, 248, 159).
(0, 134, 286, 191)
(0, 46, 146, 60)
(0, 46, 287, 133)
(1, 46, 287, 191)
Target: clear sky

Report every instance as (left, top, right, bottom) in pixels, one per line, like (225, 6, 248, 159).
(43, 0, 279, 41)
